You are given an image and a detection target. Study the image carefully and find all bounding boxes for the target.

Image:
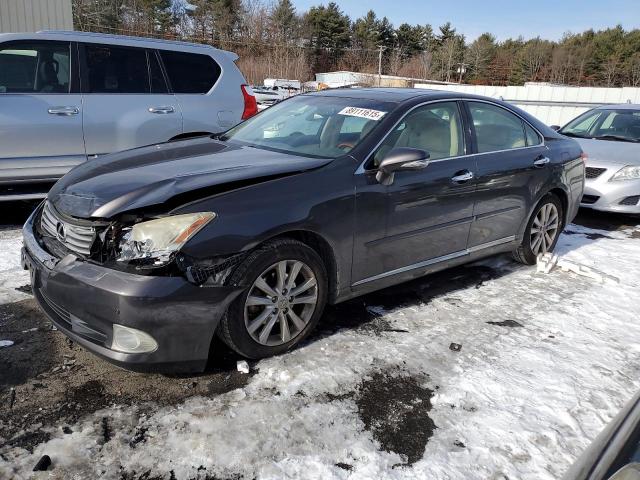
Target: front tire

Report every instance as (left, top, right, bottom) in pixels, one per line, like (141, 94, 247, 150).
(218, 239, 328, 359)
(513, 193, 563, 265)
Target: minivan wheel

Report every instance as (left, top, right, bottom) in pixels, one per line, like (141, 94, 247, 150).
(513, 193, 564, 265)
(218, 239, 328, 359)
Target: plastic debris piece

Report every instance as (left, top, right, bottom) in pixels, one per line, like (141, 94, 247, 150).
(237, 360, 250, 374)
(0, 340, 14, 348)
(536, 253, 620, 284)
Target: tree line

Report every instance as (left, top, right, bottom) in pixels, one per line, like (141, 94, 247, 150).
(72, 0, 640, 87)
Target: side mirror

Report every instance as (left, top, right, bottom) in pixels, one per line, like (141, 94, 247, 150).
(376, 147, 430, 186)
(550, 125, 561, 131)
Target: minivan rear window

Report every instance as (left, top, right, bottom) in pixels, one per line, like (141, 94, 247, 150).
(160, 51, 221, 94)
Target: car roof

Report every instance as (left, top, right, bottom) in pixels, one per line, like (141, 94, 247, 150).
(308, 87, 502, 103)
(0, 30, 238, 60)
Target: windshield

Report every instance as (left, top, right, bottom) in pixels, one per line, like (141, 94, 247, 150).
(222, 95, 396, 158)
(560, 108, 640, 142)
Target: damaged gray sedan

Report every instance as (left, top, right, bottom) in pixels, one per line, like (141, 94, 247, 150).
(21, 88, 584, 372)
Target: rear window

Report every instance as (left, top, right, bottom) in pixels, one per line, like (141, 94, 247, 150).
(84, 44, 148, 94)
(160, 51, 221, 94)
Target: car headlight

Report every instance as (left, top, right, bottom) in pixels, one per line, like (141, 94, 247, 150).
(610, 165, 640, 181)
(117, 212, 216, 265)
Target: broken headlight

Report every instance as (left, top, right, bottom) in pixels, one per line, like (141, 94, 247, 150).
(117, 212, 216, 266)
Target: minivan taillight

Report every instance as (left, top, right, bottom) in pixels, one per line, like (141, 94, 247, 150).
(241, 84, 258, 120)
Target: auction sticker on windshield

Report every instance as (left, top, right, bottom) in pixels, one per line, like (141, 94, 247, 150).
(338, 107, 387, 121)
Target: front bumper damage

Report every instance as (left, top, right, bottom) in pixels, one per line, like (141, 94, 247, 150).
(22, 205, 244, 372)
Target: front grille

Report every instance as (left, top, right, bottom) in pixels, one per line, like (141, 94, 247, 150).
(581, 195, 600, 205)
(585, 167, 607, 179)
(620, 196, 640, 206)
(40, 201, 96, 256)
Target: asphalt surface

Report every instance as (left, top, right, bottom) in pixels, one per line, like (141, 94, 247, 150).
(0, 201, 637, 469)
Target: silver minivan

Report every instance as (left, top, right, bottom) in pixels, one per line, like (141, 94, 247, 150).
(0, 30, 257, 200)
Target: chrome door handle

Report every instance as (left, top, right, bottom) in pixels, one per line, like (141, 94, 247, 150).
(148, 106, 175, 114)
(451, 171, 474, 183)
(534, 157, 550, 167)
(48, 106, 79, 116)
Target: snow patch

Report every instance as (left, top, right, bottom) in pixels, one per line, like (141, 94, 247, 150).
(1, 221, 640, 479)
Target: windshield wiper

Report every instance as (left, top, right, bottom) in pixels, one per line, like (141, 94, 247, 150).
(559, 131, 590, 139)
(593, 134, 640, 143)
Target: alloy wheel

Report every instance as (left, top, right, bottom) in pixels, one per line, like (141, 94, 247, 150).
(530, 203, 560, 255)
(244, 260, 318, 346)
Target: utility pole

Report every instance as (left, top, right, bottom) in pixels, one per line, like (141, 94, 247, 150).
(378, 46, 384, 87)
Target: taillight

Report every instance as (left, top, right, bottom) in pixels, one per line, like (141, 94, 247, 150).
(241, 84, 258, 120)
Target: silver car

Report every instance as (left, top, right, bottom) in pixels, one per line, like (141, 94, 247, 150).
(0, 30, 257, 201)
(557, 105, 640, 214)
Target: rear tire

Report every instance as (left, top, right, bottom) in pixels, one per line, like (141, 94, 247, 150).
(218, 238, 328, 359)
(513, 193, 564, 265)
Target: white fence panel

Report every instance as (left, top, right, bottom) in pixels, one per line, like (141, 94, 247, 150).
(414, 83, 640, 126)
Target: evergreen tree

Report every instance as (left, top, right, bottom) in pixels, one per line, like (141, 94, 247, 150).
(270, 0, 298, 42)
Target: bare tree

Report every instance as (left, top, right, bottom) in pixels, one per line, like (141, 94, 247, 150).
(602, 56, 620, 87)
(438, 37, 463, 82)
(628, 53, 640, 87)
(519, 38, 552, 81)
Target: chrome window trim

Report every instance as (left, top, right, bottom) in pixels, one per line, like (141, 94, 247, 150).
(466, 99, 543, 149)
(355, 97, 546, 175)
(352, 235, 516, 287)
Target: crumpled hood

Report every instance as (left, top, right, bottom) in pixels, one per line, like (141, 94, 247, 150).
(576, 138, 640, 167)
(48, 137, 332, 219)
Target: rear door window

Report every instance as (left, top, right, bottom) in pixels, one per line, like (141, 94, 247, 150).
(0, 41, 71, 93)
(84, 44, 149, 94)
(525, 123, 542, 146)
(468, 102, 527, 153)
(159, 51, 221, 94)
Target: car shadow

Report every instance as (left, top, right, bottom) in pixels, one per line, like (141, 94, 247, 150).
(310, 257, 518, 342)
(0, 200, 40, 231)
(572, 208, 640, 232)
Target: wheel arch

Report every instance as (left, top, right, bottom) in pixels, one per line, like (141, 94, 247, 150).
(262, 230, 340, 304)
(517, 185, 570, 242)
(548, 186, 569, 228)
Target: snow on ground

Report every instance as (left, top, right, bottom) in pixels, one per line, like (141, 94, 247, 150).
(0, 229, 30, 305)
(1, 220, 640, 479)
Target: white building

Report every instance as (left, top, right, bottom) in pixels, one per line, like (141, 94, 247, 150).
(0, 0, 73, 33)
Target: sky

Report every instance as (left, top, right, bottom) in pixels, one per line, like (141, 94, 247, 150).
(293, 0, 640, 42)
